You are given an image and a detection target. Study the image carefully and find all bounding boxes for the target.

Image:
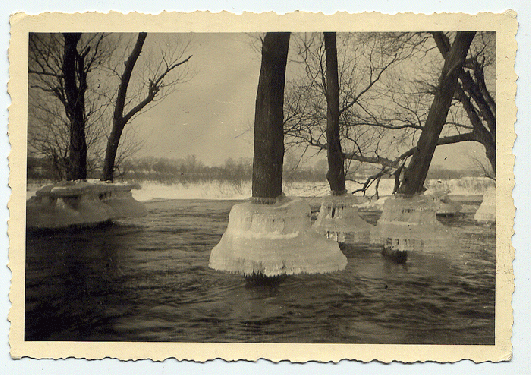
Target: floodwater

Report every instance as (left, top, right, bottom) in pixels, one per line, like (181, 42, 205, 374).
(25, 199, 495, 344)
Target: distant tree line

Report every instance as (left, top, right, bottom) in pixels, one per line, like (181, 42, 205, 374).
(28, 154, 484, 184)
(119, 156, 330, 183)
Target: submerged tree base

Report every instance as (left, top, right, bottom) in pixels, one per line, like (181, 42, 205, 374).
(244, 273, 288, 288)
(381, 246, 409, 264)
(209, 197, 347, 276)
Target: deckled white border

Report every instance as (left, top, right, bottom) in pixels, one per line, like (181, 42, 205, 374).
(8, 11, 517, 362)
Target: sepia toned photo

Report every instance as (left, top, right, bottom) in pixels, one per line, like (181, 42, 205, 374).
(8, 12, 516, 362)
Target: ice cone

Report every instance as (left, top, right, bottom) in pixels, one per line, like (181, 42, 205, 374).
(313, 194, 372, 243)
(209, 197, 347, 276)
(371, 194, 456, 253)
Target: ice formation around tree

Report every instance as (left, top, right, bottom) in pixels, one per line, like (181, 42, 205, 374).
(432, 193, 462, 216)
(474, 184, 496, 223)
(425, 182, 462, 216)
(313, 194, 372, 243)
(371, 194, 456, 252)
(209, 197, 347, 276)
(26, 180, 147, 229)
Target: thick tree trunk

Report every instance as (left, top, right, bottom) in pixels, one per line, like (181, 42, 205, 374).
(324, 32, 346, 195)
(399, 32, 476, 196)
(251, 32, 291, 201)
(63, 33, 87, 181)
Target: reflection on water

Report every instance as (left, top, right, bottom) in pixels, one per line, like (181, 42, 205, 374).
(25, 199, 495, 344)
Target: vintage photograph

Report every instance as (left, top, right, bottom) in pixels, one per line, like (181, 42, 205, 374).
(9, 12, 516, 362)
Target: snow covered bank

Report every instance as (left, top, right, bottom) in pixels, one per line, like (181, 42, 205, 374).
(131, 180, 252, 201)
(131, 180, 339, 202)
(129, 177, 495, 202)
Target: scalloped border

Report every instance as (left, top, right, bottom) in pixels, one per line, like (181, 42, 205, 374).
(7, 10, 517, 363)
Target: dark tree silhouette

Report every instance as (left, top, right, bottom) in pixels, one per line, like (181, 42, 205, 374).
(62, 33, 88, 180)
(283, 32, 433, 193)
(101, 32, 192, 181)
(283, 32, 494, 195)
(399, 31, 476, 195)
(251, 32, 291, 201)
(324, 32, 346, 195)
(28, 33, 111, 180)
(432, 31, 496, 178)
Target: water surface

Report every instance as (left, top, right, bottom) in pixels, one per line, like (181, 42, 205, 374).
(25, 199, 495, 344)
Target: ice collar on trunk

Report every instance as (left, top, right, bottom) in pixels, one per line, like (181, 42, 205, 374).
(209, 197, 347, 276)
(371, 194, 456, 253)
(313, 193, 372, 244)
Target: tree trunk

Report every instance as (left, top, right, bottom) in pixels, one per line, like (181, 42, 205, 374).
(432, 31, 496, 178)
(101, 32, 147, 182)
(101, 119, 125, 181)
(454, 85, 496, 176)
(251, 32, 291, 201)
(63, 33, 87, 181)
(483, 138, 496, 177)
(399, 32, 476, 196)
(324, 32, 346, 195)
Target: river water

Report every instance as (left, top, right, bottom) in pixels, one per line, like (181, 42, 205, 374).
(25, 198, 495, 344)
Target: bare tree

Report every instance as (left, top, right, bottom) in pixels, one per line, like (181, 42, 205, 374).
(28, 32, 191, 182)
(399, 31, 476, 195)
(101, 32, 192, 181)
(62, 33, 88, 180)
(284, 32, 493, 195)
(28, 32, 113, 180)
(251, 32, 291, 201)
(468, 152, 496, 181)
(284, 33, 431, 189)
(431, 31, 496, 177)
(28, 93, 108, 180)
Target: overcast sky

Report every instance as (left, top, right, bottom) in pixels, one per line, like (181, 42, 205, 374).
(126, 32, 487, 170)
(129, 33, 260, 165)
